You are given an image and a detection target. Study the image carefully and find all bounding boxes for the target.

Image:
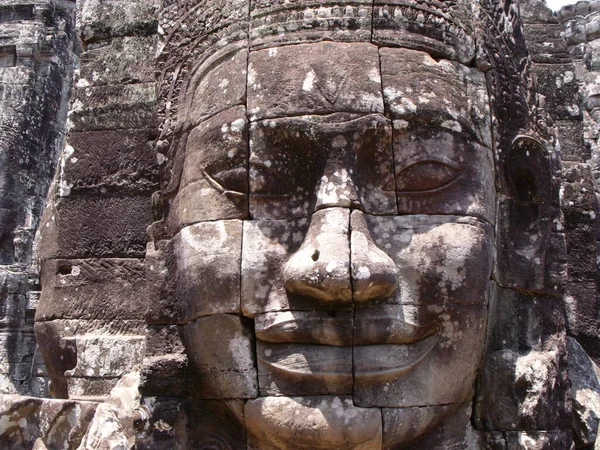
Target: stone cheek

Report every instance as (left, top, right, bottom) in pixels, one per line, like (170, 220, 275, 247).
(247, 42, 384, 120)
(169, 220, 243, 321)
(182, 314, 258, 399)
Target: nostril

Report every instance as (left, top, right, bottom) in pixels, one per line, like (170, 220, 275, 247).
(311, 249, 320, 262)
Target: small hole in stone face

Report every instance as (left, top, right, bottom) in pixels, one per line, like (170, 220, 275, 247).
(311, 249, 320, 261)
(57, 264, 72, 275)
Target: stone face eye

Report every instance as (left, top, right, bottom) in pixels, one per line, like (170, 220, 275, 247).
(390, 161, 464, 193)
(249, 163, 293, 196)
(210, 167, 248, 194)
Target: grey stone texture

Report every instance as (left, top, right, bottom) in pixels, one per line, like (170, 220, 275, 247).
(0, 0, 599, 448)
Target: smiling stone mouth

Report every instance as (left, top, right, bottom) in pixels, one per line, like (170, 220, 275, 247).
(256, 311, 439, 381)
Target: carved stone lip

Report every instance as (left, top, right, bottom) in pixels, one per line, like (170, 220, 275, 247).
(255, 310, 438, 346)
(353, 335, 439, 380)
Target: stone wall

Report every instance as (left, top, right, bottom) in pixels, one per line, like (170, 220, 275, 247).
(34, 0, 160, 400)
(0, 0, 76, 397)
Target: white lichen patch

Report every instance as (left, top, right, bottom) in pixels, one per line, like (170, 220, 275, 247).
(303, 69, 317, 92)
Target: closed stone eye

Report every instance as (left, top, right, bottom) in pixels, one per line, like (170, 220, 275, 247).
(383, 160, 464, 194)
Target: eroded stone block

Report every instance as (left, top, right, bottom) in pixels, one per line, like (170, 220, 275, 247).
(169, 107, 248, 229)
(38, 195, 152, 260)
(182, 314, 257, 399)
(373, 1, 476, 64)
(380, 47, 491, 148)
(168, 220, 242, 321)
(249, 114, 396, 219)
(177, 41, 248, 131)
(241, 217, 309, 317)
(65, 128, 159, 194)
(247, 42, 383, 120)
(246, 396, 382, 449)
(363, 214, 494, 306)
(37, 258, 148, 321)
(250, 1, 372, 49)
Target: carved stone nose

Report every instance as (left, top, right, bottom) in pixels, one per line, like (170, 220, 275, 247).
(350, 210, 398, 302)
(283, 208, 398, 305)
(283, 207, 352, 303)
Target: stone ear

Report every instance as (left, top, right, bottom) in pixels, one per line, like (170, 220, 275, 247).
(495, 136, 557, 292)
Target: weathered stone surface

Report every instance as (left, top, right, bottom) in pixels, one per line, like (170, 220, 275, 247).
(64, 128, 159, 194)
(522, 23, 571, 64)
(76, 371, 141, 450)
(241, 217, 309, 316)
(382, 404, 458, 448)
(504, 431, 575, 450)
(37, 258, 148, 321)
(76, 0, 160, 41)
(177, 42, 248, 132)
(373, 1, 476, 65)
(257, 340, 352, 396)
(69, 83, 157, 132)
(78, 36, 158, 87)
(363, 214, 494, 306)
(167, 220, 242, 322)
(169, 107, 248, 229)
(249, 114, 396, 219)
(0, 394, 97, 450)
(255, 310, 353, 346)
(380, 47, 492, 148)
(475, 289, 571, 431)
(182, 314, 257, 399)
(38, 195, 152, 260)
(532, 63, 581, 120)
(392, 121, 495, 224)
(249, 0, 372, 49)
(247, 42, 383, 120)
(246, 396, 382, 450)
(567, 336, 600, 446)
(63, 336, 145, 379)
(283, 208, 352, 305)
(354, 304, 488, 408)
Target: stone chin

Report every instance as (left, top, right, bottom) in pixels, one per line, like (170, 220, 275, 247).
(245, 395, 465, 449)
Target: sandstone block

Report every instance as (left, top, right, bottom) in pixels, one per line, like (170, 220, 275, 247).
(38, 194, 152, 260)
(69, 83, 157, 132)
(76, 0, 160, 41)
(241, 217, 309, 317)
(247, 42, 383, 120)
(353, 304, 488, 408)
(177, 41, 248, 132)
(37, 258, 148, 321)
(65, 128, 158, 194)
(249, 114, 396, 219)
(246, 396, 382, 450)
(249, 1, 372, 49)
(182, 314, 257, 399)
(169, 107, 249, 229)
(380, 47, 492, 148)
(167, 221, 242, 321)
(78, 36, 158, 86)
(373, 2, 475, 64)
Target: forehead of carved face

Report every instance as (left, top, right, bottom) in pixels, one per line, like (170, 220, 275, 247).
(166, 42, 495, 448)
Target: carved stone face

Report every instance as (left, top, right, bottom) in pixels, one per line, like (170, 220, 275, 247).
(166, 41, 495, 448)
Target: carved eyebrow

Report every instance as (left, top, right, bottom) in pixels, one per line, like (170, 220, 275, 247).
(200, 168, 245, 198)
